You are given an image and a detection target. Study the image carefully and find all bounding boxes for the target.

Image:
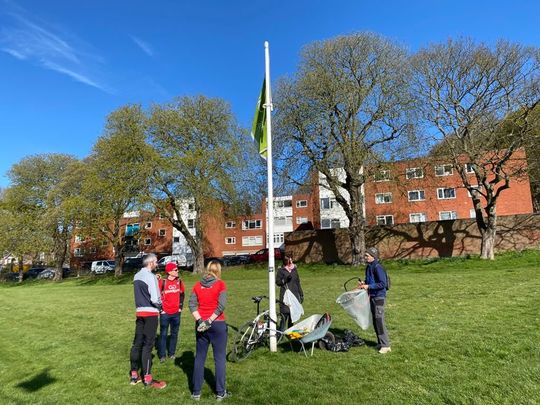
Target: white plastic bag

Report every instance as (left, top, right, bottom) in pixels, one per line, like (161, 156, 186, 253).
(283, 289, 304, 323)
(336, 289, 371, 330)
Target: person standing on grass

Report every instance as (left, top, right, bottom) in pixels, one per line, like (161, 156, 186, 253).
(128, 253, 167, 389)
(358, 247, 391, 354)
(158, 262, 185, 363)
(189, 260, 230, 401)
(276, 255, 304, 331)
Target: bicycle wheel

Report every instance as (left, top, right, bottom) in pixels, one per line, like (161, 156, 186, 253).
(232, 320, 260, 362)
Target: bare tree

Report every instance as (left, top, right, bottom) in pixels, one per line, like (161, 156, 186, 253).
(412, 38, 540, 259)
(274, 33, 416, 265)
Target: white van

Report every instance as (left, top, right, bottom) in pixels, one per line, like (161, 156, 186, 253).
(157, 254, 193, 270)
(91, 260, 115, 274)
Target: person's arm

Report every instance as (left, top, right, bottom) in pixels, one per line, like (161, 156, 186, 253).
(296, 268, 304, 302)
(275, 268, 291, 287)
(149, 273, 161, 308)
(189, 290, 201, 320)
(179, 281, 185, 312)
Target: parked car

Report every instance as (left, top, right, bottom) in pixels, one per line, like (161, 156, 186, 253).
(248, 248, 284, 263)
(24, 267, 46, 279)
(6, 272, 22, 281)
(204, 257, 224, 267)
(122, 256, 144, 272)
(37, 267, 72, 279)
(157, 254, 193, 272)
(90, 260, 115, 275)
(222, 254, 250, 266)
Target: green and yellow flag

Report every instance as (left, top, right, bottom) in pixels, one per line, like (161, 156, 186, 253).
(251, 79, 267, 159)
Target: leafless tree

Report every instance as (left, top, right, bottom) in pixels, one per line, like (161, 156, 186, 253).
(412, 38, 540, 259)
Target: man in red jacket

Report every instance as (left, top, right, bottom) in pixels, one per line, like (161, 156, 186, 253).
(158, 262, 185, 362)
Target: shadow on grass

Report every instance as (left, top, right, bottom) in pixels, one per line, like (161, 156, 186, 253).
(16, 368, 57, 392)
(176, 351, 216, 394)
(73, 274, 134, 286)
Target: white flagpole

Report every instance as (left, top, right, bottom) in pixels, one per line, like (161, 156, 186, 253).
(264, 41, 277, 352)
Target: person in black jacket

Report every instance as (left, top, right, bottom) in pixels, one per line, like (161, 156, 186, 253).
(276, 255, 303, 331)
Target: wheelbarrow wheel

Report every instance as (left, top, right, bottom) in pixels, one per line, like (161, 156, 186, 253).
(318, 331, 335, 350)
(232, 321, 259, 362)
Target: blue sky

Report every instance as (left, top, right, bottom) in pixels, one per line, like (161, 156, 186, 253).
(1, 0, 539, 187)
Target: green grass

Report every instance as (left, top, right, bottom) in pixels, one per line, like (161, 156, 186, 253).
(1, 251, 539, 404)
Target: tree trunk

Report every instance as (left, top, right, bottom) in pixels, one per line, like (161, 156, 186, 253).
(480, 214, 497, 260)
(192, 243, 205, 274)
(17, 258, 23, 283)
(114, 247, 124, 277)
(348, 220, 366, 266)
(53, 235, 68, 281)
(346, 179, 366, 266)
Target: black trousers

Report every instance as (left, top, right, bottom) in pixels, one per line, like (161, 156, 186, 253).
(130, 316, 158, 376)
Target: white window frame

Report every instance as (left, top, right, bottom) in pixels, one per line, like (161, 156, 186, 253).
(74, 235, 83, 243)
(321, 218, 341, 229)
(408, 190, 425, 202)
(467, 185, 483, 197)
(437, 187, 456, 200)
(145, 222, 152, 229)
(376, 215, 394, 225)
(374, 169, 390, 182)
(296, 216, 308, 224)
(470, 209, 477, 218)
(225, 221, 236, 229)
(159, 229, 166, 237)
(274, 199, 292, 208)
(435, 164, 453, 176)
(273, 233, 284, 244)
(296, 200, 308, 208)
(409, 213, 427, 223)
(242, 219, 262, 230)
(406, 167, 424, 179)
(465, 163, 475, 174)
(187, 219, 195, 229)
(375, 192, 392, 204)
(242, 235, 263, 246)
(225, 237, 236, 245)
(439, 211, 457, 221)
(188, 203, 195, 211)
(89, 247, 97, 254)
(320, 197, 337, 210)
(274, 216, 292, 226)
(74, 248, 83, 257)
(144, 238, 152, 245)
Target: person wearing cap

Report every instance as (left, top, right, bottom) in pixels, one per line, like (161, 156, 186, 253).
(158, 262, 185, 363)
(358, 247, 391, 354)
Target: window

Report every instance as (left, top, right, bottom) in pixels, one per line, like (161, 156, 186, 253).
(187, 219, 195, 229)
(74, 248, 83, 257)
(376, 215, 394, 225)
(296, 200, 308, 208)
(145, 222, 152, 229)
(437, 187, 456, 199)
(435, 164, 453, 176)
(321, 218, 341, 229)
(242, 236, 263, 246)
(470, 209, 477, 218)
(374, 170, 390, 182)
(225, 237, 236, 245)
(320, 197, 337, 210)
(159, 229, 166, 237)
(188, 203, 194, 211)
(409, 213, 427, 223)
(144, 238, 151, 245)
(375, 192, 392, 204)
(439, 211, 457, 220)
(274, 199, 292, 208)
(406, 167, 424, 179)
(225, 221, 236, 229)
(465, 163, 475, 174)
(408, 190, 425, 201)
(173, 237, 180, 243)
(242, 219, 262, 230)
(274, 233, 284, 244)
(89, 247, 97, 254)
(274, 216, 292, 226)
(468, 185, 483, 197)
(74, 235, 83, 243)
(101, 240, 108, 246)
(296, 216, 308, 224)
(126, 223, 140, 236)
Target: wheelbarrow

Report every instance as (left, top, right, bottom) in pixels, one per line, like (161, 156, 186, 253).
(283, 313, 332, 357)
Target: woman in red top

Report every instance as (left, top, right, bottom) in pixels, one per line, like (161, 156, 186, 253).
(189, 260, 230, 401)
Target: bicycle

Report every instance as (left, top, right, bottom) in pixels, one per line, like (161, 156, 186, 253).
(231, 295, 286, 362)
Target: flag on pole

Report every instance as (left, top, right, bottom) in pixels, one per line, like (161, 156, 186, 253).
(251, 79, 268, 159)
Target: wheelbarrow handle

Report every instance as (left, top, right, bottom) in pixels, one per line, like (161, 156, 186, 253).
(344, 277, 361, 291)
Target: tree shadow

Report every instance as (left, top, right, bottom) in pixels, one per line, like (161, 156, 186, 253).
(286, 229, 343, 265)
(176, 351, 216, 394)
(16, 368, 57, 392)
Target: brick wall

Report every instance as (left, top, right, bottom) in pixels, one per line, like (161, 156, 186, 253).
(285, 213, 540, 263)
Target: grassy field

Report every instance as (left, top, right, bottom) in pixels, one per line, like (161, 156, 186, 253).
(1, 251, 539, 405)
